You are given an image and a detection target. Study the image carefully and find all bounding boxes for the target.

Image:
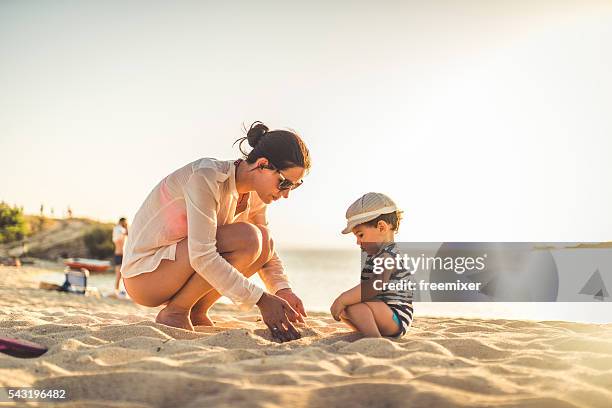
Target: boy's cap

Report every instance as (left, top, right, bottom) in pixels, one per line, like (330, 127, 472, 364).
(342, 192, 398, 234)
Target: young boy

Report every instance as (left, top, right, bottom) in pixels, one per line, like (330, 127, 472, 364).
(331, 192, 413, 338)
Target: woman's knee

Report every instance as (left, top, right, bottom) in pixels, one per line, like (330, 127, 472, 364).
(254, 224, 275, 264)
(223, 222, 263, 264)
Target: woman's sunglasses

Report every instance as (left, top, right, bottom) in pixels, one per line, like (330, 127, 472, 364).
(263, 164, 303, 191)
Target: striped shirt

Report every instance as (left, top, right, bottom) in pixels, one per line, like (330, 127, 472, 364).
(361, 242, 414, 336)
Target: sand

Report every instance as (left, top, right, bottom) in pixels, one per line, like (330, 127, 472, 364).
(1, 266, 612, 408)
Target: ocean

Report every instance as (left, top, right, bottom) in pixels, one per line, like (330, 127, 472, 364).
(38, 248, 612, 324)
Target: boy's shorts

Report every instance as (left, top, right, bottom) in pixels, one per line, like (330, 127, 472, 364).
(387, 303, 413, 337)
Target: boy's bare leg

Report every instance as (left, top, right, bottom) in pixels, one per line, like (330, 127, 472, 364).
(342, 303, 382, 337)
(339, 311, 358, 331)
(190, 224, 274, 326)
(364, 301, 402, 337)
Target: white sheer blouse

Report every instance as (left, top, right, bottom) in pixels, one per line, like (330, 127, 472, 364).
(121, 158, 291, 309)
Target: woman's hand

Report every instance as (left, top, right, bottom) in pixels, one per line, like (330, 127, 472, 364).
(330, 296, 347, 321)
(256, 292, 301, 342)
(275, 288, 307, 323)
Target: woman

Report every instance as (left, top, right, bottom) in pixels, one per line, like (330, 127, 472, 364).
(121, 122, 310, 342)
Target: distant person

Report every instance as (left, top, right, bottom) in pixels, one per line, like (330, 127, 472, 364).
(112, 217, 128, 296)
(121, 122, 309, 342)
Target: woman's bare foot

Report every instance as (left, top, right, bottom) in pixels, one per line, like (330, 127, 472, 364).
(190, 310, 215, 326)
(156, 305, 194, 331)
(190, 293, 218, 326)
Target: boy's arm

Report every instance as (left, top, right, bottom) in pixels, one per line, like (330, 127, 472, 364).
(337, 283, 362, 306)
(331, 282, 360, 321)
(336, 252, 397, 305)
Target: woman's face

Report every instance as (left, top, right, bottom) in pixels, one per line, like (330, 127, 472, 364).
(253, 159, 306, 204)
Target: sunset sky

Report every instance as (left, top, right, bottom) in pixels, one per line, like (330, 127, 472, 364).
(1, 0, 611, 248)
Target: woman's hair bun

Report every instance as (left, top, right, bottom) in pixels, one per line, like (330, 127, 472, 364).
(233, 120, 310, 172)
(246, 121, 269, 148)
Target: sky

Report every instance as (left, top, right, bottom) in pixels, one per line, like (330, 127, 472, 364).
(1, 0, 612, 249)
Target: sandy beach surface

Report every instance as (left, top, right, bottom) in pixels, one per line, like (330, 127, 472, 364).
(1, 266, 612, 408)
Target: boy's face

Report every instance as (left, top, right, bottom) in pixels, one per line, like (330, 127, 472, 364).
(352, 222, 390, 255)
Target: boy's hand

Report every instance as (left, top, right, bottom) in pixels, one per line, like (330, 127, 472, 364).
(330, 297, 346, 321)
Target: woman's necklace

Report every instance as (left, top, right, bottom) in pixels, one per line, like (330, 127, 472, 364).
(234, 159, 247, 207)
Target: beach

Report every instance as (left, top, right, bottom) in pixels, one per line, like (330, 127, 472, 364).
(1, 266, 612, 408)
